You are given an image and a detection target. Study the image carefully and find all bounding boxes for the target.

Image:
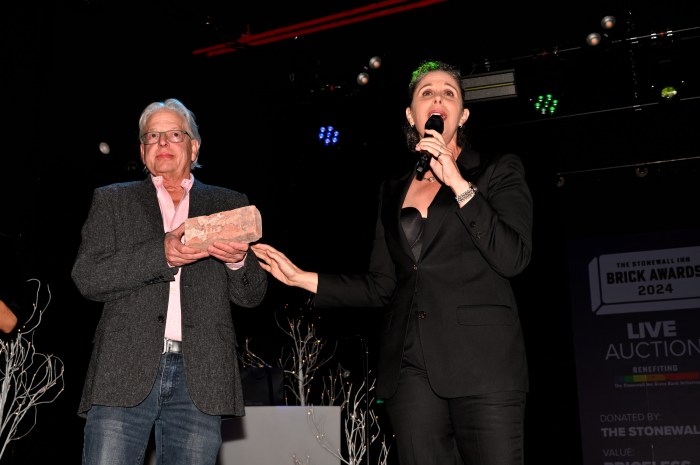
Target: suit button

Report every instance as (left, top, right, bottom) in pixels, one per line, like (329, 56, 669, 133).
(417, 311, 427, 319)
(469, 221, 477, 228)
(413, 264, 417, 271)
(157, 315, 165, 323)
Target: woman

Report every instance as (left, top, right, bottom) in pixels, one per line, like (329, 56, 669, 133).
(252, 60, 533, 465)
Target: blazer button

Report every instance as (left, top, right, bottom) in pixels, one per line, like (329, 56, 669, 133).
(157, 315, 165, 323)
(469, 221, 477, 228)
(417, 311, 427, 319)
(413, 264, 417, 271)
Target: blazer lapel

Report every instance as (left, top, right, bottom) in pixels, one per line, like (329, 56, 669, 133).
(187, 180, 206, 218)
(384, 175, 415, 259)
(421, 187, 454, 254)
(134, 178, 165, 232)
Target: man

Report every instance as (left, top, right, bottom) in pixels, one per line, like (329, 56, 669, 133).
(72, 98, 267, 465)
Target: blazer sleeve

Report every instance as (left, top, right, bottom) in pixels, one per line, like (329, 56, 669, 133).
(457, 152, 533, 277)
(71, 184, 177, 302)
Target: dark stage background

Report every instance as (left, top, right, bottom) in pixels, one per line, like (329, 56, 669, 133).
(2, 1, 700, 463)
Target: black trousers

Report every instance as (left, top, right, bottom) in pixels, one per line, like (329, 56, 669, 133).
(384, 366, 526, 465)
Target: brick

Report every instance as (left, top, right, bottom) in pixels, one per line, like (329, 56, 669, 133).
(184, 205, 262, 250)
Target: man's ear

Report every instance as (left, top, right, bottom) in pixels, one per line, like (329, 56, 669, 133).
(190, 139, 200, 163)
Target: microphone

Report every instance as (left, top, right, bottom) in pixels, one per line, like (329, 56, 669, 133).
(415, 114, 444, 180)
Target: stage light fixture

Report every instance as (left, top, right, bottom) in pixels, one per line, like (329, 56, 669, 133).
(461, 70, 517, 103)
(601, 16, 616, 29)
(530, 93, 559, 116)
(318, 125, 340, 146)
(586, 15, 615, 47)
(650, 57, 684, 101)
(368, 56, 382, 69)
(356, 56, 382, 86)
(586, 32, 601, 46)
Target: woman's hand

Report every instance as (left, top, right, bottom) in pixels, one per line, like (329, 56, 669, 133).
(415, 135, 472, 197)
(251, 243, 318, 293)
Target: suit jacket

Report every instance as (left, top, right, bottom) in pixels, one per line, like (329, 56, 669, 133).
(72, 177, 267, 417)
(316, 147, 533, 400)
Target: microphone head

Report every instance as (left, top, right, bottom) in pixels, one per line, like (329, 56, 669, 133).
(425, 114, 444, 135)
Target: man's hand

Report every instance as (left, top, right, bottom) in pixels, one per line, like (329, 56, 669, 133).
(165, 223, 209, 267)
(208, 240, 248, 265)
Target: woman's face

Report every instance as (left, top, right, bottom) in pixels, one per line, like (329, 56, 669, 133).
(406, 70, 469, 145)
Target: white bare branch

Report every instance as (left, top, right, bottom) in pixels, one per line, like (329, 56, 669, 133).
(308, 370, 390, 465)
(0, 279, 65, 460)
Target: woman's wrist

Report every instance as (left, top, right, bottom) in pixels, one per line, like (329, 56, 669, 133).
(296, 271, 319, 294)
(454, 181, 478, 206)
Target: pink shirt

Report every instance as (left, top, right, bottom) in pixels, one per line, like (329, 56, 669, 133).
(153, 175, 245, 342)
(153, 174, 194, 342)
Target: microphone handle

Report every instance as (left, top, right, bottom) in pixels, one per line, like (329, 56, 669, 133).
(415, 115, 441, 180)
(416, 152, 430, 180)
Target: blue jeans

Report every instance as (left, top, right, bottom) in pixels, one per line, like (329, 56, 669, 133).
(82, 353, 222, 465)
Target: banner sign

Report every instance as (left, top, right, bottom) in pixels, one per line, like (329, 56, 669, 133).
(567, 229, 700, 465)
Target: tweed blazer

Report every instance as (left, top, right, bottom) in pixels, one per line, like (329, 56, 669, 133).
(72, 177, 267, 417)
(316, 147, 533, 400)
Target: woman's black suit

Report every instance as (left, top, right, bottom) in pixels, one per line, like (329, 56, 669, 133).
(315, 147, 533, 465)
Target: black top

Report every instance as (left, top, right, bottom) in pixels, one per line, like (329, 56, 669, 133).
(400, 207, 425, 261)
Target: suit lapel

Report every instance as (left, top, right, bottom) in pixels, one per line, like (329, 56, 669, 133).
(421, 148, 482, 257)
(385, 175, 414, 259)
(135, 178, 165, 232)
(421, 187, 454, 254)
(187, 180, 206, 218)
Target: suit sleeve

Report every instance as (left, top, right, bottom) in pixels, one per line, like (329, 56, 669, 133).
(71, 186, 176, 302)
(457, 153, 533, 278)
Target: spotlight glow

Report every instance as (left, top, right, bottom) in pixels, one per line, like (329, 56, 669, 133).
(601, 16, 616, 29)
(586, 32, 601, 46)
(318, 125, 340, 146)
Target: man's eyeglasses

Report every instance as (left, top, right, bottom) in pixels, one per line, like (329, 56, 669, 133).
(140, 130, 191, 145)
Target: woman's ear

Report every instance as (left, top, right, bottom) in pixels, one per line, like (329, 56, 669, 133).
(405, 107, 415, 127)
(459, 108, 470, 127)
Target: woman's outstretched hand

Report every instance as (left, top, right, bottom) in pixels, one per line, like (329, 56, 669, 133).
(251, 243, 319, 293)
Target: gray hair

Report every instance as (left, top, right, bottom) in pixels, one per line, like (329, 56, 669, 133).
(138, 98, 202, 170)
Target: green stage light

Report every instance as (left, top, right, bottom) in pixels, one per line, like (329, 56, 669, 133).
(660, 86, 678, 100)
(531, 93, 559, 115)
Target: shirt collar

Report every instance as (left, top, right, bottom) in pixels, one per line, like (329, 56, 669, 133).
(150, 174, 195, 193)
